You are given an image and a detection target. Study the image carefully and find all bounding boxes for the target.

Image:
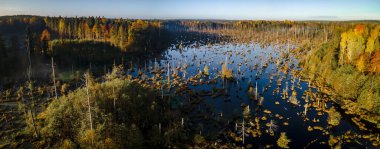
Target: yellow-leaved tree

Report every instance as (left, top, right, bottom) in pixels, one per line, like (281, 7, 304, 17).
(58, 18, 65, 39)
(366, 25, 380, 54)
(356, 54, 368, 73)
(339, 24, 367, 65)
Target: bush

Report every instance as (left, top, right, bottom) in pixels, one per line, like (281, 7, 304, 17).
(38, 73, 186, 148)
(194, 134, 205, 144)
(277, 132, 291, 148)
(327, 107, 342, 126)
(221, 63, 233, 79)
(203, 65, 210, 76)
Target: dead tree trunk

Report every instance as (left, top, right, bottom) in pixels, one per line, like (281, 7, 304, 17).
(51, 57, 58, 100)
(84, 73, 94, 146)
(28, 109, 39, 138)
(85, 73, 93, 131)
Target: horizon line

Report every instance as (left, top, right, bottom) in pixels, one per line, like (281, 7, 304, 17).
(1, 14, 379, 22)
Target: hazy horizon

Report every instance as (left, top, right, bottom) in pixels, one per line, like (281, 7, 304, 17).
(0, 0, 379, 21)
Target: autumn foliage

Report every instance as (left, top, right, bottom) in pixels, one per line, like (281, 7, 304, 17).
(340, 24, 380, 73)
(370, 51, 380, 74)
(303, 23, 380, 125)
(43, 17, 172, 52)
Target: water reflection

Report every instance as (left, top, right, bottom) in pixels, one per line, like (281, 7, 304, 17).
(125, 42, 370, 148)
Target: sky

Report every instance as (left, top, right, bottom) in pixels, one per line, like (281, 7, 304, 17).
(0, 0, 379, 20)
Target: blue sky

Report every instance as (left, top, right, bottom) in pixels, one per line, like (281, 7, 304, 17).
(0, 0, 379, 20)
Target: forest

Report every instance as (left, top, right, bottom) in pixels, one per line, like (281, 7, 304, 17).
(0, 16, 174, 82)
(300, 23, 380, 128)
(0, 15, 380, 148)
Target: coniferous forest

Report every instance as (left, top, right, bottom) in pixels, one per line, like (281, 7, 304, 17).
(0, 1, 380, 149)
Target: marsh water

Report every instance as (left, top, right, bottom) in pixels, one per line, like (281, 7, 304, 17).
(0, 38, 375, 148)
(124, 40, 373, 148)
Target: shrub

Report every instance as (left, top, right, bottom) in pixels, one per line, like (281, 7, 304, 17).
(327, 107, 342, 126)
(221, 63, 233, 79)
(277, 132, 291, 148)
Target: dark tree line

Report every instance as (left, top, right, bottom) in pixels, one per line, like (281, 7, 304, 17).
(0, 16, 176, 79)
(43, 16, 172, 52)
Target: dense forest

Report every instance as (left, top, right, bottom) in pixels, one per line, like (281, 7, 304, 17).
(1, 15, 380, 148)
(0, 16, 174, 82)
(301, 24, 380, 128)
(0, 15, 172, 53)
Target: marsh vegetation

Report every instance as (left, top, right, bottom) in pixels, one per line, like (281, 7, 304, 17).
(0, 16, 379, 148)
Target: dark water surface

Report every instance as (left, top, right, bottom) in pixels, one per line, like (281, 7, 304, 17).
(127, 41, 373, 148)
(0, 39, 374, 148)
